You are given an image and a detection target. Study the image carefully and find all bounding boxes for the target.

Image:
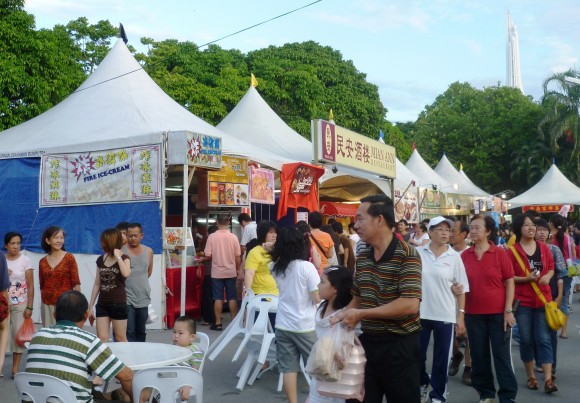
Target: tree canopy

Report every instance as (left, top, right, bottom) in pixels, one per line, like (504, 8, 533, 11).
(403, 82, 543, 192)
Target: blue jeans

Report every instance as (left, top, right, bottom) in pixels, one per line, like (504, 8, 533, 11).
(127, 305, 148, 342)
(515, 305, 552, 364)
(465, 314, 517, 403)
(420, 319, 454, 402)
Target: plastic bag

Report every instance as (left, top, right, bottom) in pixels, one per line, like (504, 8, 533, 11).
(317, 336, 366, 401)
(16, 317, 36, 347)
(305, 324, 355, 382)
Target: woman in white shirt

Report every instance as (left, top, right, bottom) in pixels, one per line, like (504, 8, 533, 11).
(270, 227, 321, 403)
(409, 222, 430, 247)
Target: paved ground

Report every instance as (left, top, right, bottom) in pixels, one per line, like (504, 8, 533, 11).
(3, 298, 580, 402)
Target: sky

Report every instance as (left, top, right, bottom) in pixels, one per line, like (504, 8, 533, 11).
(25, 0, 580, 123)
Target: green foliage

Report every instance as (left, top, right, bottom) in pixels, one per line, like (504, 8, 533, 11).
(410, 82, 543, 192)
(65, 17, 118, 73)
(0, 0, 86, 130)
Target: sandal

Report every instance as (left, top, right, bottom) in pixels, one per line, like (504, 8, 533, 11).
(201, 321, 210, 326)
(210, 323, 223, 331)
(527, 376, 539, 390)
(544, 379, 558, 393)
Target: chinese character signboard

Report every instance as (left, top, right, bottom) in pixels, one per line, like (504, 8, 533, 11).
(40, 144, 162, 207)
(312, 120, 396, 178)
(290, 164, 318, 194)
(186, 133, 222, 169)
(208, 156, 249, 207)
(522, 205, 574, 213)
(249, 166, 275, 205)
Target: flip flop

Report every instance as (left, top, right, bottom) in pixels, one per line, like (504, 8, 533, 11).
(210, 323, 223, 331)
(559, 335, 568, 339)
(201, 321, 210, 326)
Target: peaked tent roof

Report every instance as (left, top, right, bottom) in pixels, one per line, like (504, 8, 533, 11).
(405, 149, 451, 189)
(217, 86, 312, 162)
(458, 169, 491, 197)
(434, 154, 490, 197)
(507, 164, 580, 207)
(0, 40, 290, 169)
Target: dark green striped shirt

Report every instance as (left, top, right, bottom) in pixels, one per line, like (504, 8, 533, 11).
(26, 320, 125, 402)
(353, 238, 422, 335)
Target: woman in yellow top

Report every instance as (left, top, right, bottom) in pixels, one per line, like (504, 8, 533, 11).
(244, 221, 279, 296)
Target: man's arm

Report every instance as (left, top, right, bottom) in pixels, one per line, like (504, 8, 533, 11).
(147, 247, 154, 278)
(334, 296, 420, 329)
(115, 365, 133, 401)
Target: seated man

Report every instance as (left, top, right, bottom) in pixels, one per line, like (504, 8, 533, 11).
(26, 290, 133, 402)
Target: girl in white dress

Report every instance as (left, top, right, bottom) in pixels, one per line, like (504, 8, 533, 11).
(308, 265, 353, 403)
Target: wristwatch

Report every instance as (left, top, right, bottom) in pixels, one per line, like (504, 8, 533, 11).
(505, 309, 513, 313)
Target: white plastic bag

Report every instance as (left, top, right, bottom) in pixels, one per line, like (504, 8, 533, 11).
(306, 324, 355, 381)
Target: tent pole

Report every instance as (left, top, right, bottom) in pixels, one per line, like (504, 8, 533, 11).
(180, 164, 189, 316)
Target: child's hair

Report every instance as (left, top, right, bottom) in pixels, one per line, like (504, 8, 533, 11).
(174, 315, 196, 334)
(115, 222, 130, 232)
(41, 226, 65, 253)
(100, 228, 123, 254)
(320, 265, 353, 317)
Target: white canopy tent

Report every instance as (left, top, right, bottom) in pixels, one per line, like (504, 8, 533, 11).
(217, 85, 394, 200)
(508, 164, 580, 208)
(0, 39, 294, 327)
(405, 149, 452, 190)
(458, 169, 491, 197)
(0, 40, 290, 170)
(435, 154, 490, 197)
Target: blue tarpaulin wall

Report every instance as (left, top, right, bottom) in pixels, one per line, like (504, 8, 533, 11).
(0, 158, 162, 254)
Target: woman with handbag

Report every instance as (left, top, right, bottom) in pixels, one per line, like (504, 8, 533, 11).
(4, 232, 34, 378)
(506, 213, 557, 393)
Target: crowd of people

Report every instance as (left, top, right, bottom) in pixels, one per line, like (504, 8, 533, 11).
(1, 202, 579, 403)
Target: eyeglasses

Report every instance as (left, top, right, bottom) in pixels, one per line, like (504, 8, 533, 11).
(323, 266, 341, 274)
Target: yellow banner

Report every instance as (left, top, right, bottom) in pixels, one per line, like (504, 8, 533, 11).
(313, 120, 396, 178)
(208, 156, 249, 207)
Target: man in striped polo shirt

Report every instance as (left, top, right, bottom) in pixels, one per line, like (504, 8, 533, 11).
(334, 194, 422, 403)
(26, 290, 133, 402)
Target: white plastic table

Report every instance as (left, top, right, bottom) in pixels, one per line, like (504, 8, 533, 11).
(107, 342, 192, 370)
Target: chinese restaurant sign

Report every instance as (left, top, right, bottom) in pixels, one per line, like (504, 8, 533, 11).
(208, 156, 249, 207)
(312, 119, 396, 179)
(249, 166, 275, 205)
(523, 205, 574, 213)
(40, 144, 162, 207)
(186, 132, 222, 169)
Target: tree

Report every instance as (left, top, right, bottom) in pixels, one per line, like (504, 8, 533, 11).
(411, 82, 543, 192)
(65, 17, 119, 74)
(0, 0, 86, 130)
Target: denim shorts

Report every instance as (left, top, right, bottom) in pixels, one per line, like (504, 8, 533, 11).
(96, 302, 129, 320)
(212, 277, 237, 301)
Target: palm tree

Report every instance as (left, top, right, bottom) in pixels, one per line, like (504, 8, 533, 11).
(539, 69, 580, 158)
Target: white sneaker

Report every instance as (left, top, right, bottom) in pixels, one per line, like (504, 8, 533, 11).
(478, 399, 495, 403)
(420, 385, 429, 403)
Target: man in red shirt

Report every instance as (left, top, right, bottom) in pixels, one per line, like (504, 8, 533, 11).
(203, 214, 241, 331)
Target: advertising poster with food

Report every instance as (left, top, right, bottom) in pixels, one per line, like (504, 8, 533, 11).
(40, 144, 162, 207)
(249, 167, 275, 205)
(208, 156, 249, 207)
(394, 188, 419, 223)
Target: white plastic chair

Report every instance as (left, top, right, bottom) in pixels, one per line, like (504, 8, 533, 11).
(133, 366, 203, 403)
(232, 294, 278, 362)
(14, 372, 78, 402)
(207, 289, 255, 361)
(194, 332, 210, 373)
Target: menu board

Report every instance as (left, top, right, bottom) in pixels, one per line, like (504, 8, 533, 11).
(208, 156, 249, 207)
(394, 187, 418, 223)
(249, 166, 275, 205)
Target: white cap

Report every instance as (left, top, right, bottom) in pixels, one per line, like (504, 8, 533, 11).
(428, 216, 454, 231)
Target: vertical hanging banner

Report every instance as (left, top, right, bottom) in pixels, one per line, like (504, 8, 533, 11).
(208, 155, 249, 207)
(40, 144, 162, 207)
(249, 166, 275, 205)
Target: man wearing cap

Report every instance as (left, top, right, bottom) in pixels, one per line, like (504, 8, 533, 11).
(333, 194, 422, 403)
(416, 216, 469, 403)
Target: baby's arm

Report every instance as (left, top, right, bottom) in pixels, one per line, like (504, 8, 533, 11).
(179, 386, 192, 401)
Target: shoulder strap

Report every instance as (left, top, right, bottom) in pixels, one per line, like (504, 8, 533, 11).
(309, 233, 326, 254)
(509, 246, 547, 305)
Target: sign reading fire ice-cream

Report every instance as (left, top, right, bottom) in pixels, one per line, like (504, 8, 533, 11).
(40, 144, 162, 207)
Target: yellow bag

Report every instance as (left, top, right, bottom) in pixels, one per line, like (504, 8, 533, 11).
(544, 301, 566, 331)
(510, 246, 566, 331)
